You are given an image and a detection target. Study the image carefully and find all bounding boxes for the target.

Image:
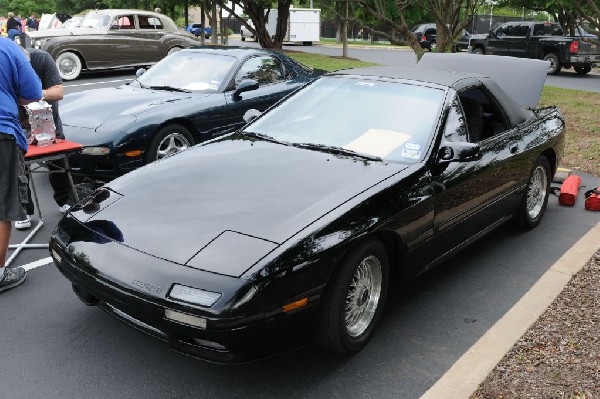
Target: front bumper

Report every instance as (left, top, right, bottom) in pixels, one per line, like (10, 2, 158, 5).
(50, 224, 319, 362)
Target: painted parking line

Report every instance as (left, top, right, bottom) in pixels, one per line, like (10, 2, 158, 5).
(21, 257, 53, 271)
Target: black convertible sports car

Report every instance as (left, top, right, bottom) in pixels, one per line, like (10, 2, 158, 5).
(60, 46, 323, 179)
(51, 55, 565, 362)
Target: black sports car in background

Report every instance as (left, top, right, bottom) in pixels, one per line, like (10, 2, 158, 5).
(51, 55, 565, 362)
(60, 47, 323, 179)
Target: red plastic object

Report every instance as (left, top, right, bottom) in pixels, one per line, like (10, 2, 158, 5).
(558, 175, 582, 206)
(585, 187, 600, 211)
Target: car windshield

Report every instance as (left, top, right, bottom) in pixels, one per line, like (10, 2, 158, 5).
(246, 76, 445, 163)
(137, 51, 236, 92)
(79, 13, 111, 29)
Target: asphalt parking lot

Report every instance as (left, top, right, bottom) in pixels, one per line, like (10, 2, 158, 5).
(3, 44, 600, 398)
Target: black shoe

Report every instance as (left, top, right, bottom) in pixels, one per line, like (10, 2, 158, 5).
(0, 267, 27, 293)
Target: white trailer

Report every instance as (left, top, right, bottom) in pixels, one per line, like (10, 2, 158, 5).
(266, 8, 320, 45)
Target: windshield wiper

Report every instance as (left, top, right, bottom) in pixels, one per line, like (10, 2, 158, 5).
(146, 85, 191, 93)
(240, 131, 289, 145)
(292, 143, 382, 162)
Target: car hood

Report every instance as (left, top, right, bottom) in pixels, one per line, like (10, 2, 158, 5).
(27, 27, 107, 38)
(61, 86, 202, 130)
(70, 135, 406, 277)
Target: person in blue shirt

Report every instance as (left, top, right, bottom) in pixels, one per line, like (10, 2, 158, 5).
(0, 37, 42, 293)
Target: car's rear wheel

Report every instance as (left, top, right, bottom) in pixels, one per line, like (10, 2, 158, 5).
(543, 53, 561, 75)
(515, 156, 551, 229)
(574, 66, 591, 75)
(56, 51, 83, 81)
(146, 124, 194, 163)
(241, 34, 246, 41)
(472, 47, 484, 55)
(313, 238, 389, 353)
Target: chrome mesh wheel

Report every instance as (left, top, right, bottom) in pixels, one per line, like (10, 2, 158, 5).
(526, 165, 548, 220)
(345, 255, 383, 338)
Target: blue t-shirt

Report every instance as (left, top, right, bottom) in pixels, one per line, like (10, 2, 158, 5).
(0, 37, 42, 151)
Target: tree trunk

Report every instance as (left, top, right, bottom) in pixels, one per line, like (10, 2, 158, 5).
(211, 1, 218, 44)
(200, 1, 206, 45)
(341, 1, 348, 58)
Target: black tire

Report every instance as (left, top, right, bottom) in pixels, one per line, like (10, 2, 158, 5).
(313, 238, 390, 353)
(543, 53, 561, 75)
(145, 124, 194, 164)
(574, 66, 591, 75)
(241, 35, 246, 41)
(515, 156, 551, 230)
(472, 47, 484, 55)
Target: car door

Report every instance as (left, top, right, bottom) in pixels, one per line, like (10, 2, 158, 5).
(135, 14, 165, 63)
(431, 86, 521, 257)
(506, 23, 530, 57)
(101, 14, 141, 67)
(487, 23, 510, 55)
(224, 55, 305, 130)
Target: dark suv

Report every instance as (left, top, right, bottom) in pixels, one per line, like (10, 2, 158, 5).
(412, 23, 437, 51)
(412, 23, 471, 51)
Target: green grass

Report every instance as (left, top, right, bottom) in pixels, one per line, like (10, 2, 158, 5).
(284, 51, 600, 175)
(285, 51, 377, 72)
(540, 86, 600, 176)
(319, 38, 410, 49)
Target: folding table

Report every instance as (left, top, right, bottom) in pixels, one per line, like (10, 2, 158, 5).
(6, 139, 83, 266)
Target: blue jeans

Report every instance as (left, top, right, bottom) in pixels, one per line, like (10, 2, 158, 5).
(8, 29, 21, 41)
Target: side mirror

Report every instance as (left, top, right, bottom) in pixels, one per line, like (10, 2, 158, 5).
(233, 79, 259, 101)
(135, 68, 146, 78)
(243, 109, 262, 124)
(438, 142, 482, 164)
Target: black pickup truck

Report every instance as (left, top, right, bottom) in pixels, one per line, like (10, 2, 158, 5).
(468, 21, 600, 75)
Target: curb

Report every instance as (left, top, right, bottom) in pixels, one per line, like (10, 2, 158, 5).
(421, 220, 600, 398)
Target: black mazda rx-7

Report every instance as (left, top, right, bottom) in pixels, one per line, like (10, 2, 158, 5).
(50, 54, 565, 362)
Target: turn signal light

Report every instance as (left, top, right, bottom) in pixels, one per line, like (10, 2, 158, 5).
(283, 297, 308, 312)
(421, 35, 427, 42)
(124, 150, 143, 157)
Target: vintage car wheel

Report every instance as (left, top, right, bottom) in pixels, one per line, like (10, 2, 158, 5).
(56, 51, 83, 81)
(515, 156, 551, 229)
(543, 53, 561, 75)
(241, 34, 246, 41)
(146, 124, 194, 163)
(167, 46, 182, 55)
(472, 47, 484, 55)
(574, 66, 591, 75)
(314, 239, 389, 353)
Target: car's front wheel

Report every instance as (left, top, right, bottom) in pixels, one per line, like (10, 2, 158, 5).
(472, 47, 485, 55)
(515, 156, 551, 229)
(145, 124, 194, 163)
(314, 238, 389, 353)
(167, 47, 182, 55)
(56, 51, 83, 81)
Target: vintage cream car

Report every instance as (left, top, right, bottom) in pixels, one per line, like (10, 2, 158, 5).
(23, 9, 200, 80)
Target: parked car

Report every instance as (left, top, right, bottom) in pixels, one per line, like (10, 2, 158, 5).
(60, 47, 324, 179)
(51, 54, 565, 362)
(412, 23, 471, 52)
(22, 9, 200, 80)
(62, 15, 84, 29)
(240, 19, 255, 41)
(468, 21, 600, 74)
(185, 23, 211, 39)
(412, 23, 436, 51)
